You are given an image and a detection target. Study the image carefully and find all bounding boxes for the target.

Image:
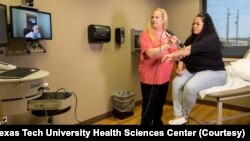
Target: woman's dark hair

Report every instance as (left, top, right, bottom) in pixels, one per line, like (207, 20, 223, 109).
(188, 12, 220, 43)
(197, 13, 217, 36)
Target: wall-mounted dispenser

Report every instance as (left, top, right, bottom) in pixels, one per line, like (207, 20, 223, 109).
(115, 27, 125, 44)
(131, 28, 142, 52)
(88, 24, 111, 43)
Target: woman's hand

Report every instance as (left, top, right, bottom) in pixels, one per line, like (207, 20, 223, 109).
(176, 61, 184, 76)
(168, 36, 178, 45)
(161, 54, 173, 63)
(161, 49, 182, 63)
(161, 49, 185, 63)
(173, 50, 185, 61)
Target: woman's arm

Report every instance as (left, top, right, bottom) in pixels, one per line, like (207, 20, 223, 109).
(177, 45, 191, 57)
(144, 42, 172, 58)
(161, 45, 191, 62)
(145, 36, 178, 58)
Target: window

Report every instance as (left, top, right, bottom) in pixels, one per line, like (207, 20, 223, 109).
(204, 0, 250, 58)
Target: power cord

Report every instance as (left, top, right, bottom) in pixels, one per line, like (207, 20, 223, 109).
(55, 87, 67, 93)
(51, 88, 82, 124)
(70, 92, 82, 123)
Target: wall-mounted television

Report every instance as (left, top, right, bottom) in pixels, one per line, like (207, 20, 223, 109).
(10, 6, 52, 40)
(0, 3, 8, 47)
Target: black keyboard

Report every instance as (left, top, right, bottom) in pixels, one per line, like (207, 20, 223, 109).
(0, 67, 39, 79)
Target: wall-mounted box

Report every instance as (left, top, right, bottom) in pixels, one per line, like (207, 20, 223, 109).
(88, 24, 111, 43)
(131, 28, 142, 52)
(115, 27, 125, 44)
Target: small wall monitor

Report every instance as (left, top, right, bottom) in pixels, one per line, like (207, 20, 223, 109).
(10, 6, 52, 40)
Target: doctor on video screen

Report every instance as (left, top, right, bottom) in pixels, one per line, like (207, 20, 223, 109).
(25, 24, 41, 39)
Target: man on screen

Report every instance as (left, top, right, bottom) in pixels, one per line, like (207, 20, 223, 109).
(25, 23, 41, 39)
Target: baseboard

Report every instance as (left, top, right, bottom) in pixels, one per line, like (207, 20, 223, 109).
(79, 100, 142, 125)
(79, 112, 112, 125)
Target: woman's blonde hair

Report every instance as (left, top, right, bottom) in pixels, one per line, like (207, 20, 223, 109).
(146, 8, 168, 42)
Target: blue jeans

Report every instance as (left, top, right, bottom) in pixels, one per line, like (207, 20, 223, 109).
(172, 69, 227, 119)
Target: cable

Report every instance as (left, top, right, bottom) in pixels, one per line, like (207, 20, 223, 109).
(53, 88, 82, 123)
(70, 92, 82, 123)
(55, 88, 67, 93)
(44, 109, 51, 125)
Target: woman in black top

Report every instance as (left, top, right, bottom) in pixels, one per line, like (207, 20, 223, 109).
(161, 13, 227, 125)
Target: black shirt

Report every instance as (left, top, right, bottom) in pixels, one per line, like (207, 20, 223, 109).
(183, 34, 225, 73)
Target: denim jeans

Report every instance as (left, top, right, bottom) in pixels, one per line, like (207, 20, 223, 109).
(171, 69, 227, 119)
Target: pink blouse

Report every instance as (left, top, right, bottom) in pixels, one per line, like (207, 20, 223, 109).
(138, 30, 178, 85)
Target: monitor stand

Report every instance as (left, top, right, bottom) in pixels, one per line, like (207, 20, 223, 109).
(25, 40, 46, 53)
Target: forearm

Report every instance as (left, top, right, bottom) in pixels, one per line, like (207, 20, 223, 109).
(172, 45, 191, 58)
(145, 42, 173, 58)
(180, 45, 191, 56)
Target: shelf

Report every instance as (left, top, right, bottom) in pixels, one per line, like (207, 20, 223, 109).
(5, 37, 46, 56)
(26, 41, 46, 53)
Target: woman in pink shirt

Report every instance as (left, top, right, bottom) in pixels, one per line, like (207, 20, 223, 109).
(139, 8, 178, 126)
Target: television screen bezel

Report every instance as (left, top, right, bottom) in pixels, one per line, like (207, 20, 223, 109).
(9, 6, 52, 40)
(0, 3, 8, 47)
